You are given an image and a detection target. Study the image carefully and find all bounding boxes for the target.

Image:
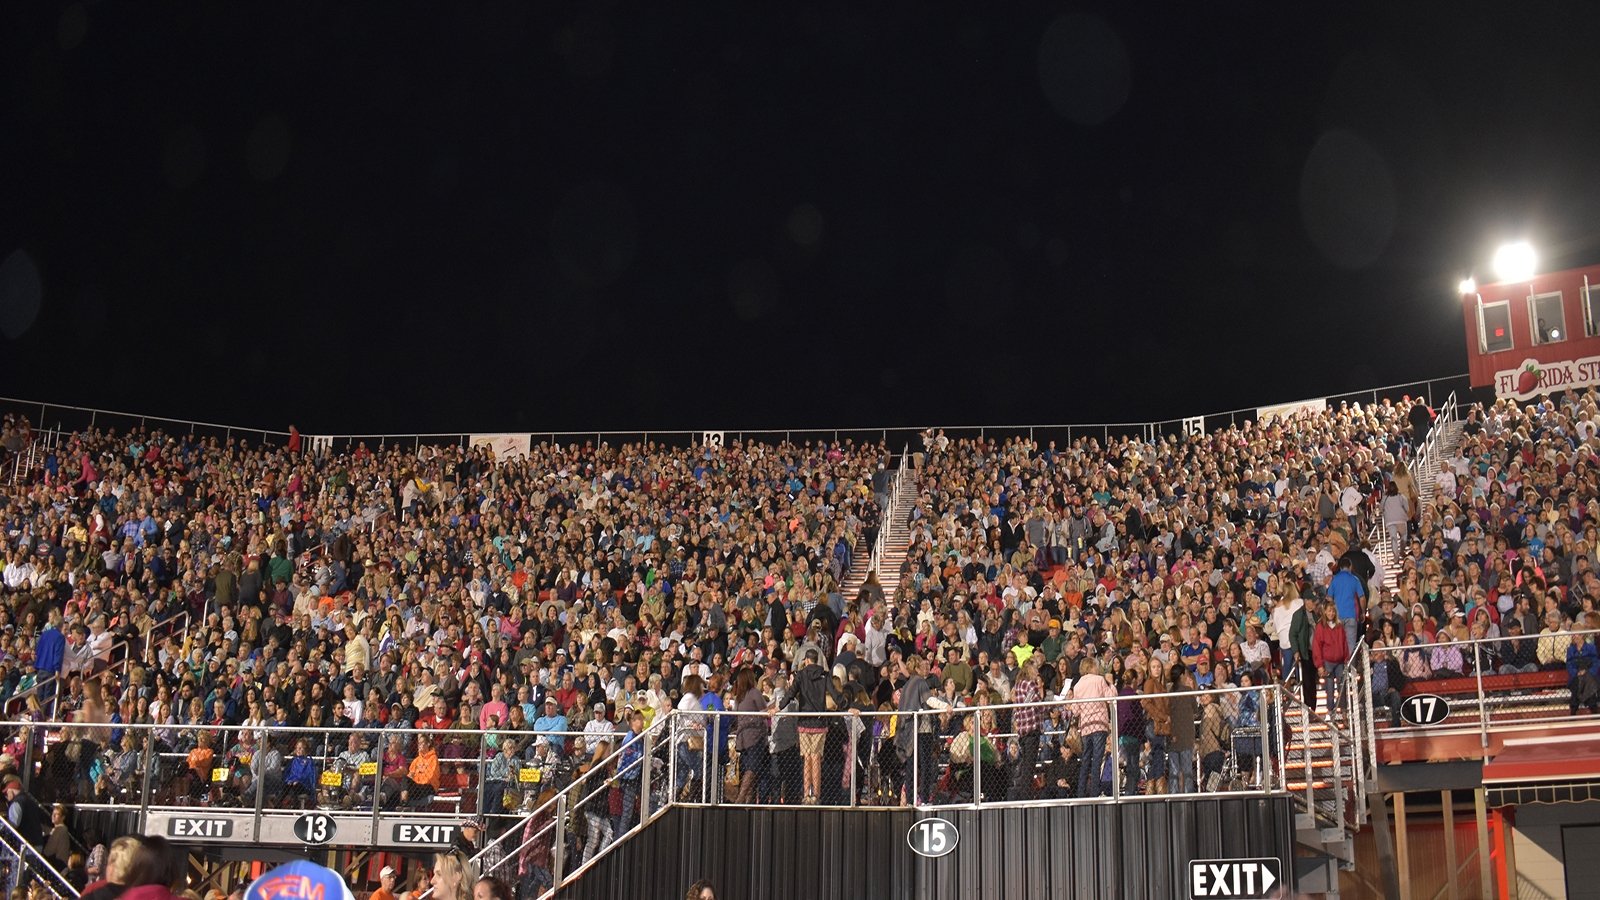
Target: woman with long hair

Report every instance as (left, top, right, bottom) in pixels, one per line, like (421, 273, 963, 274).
(429, 851, 474, 900)
(731, 667, 769, 804)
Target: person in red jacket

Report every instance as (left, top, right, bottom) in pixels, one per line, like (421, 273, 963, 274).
(1312, 601, 1351, 718)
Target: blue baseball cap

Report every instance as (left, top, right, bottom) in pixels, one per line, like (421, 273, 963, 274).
(244, 861, 355, 900)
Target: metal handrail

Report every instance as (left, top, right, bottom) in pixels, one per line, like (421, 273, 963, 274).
(5, 610, 192, 719)
(0, 374, 1469, 450)
(0, 810, 79, 899)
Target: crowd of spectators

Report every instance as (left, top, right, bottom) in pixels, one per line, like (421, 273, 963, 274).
(4, 386, 1600, 885)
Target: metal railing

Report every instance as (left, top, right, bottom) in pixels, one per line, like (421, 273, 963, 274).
(5, 610, 193, 720)
(1364, 391, 1460, 592)
(0, 374, 1473, 457)
(868, 445, 910, 577)
(1363, 627, 1600, 747)
(0, 810, 79, 899)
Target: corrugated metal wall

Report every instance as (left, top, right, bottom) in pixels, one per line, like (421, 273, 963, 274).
(560, 797, 1297, 900)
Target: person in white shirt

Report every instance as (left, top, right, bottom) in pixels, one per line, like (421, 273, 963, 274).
(583, 703, 617, 754)
(2, 552, 35, 592)
(1269, 592, 1304, 674)
(862, 610, 889, 667)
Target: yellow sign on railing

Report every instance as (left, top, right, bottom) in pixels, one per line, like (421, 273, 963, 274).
(358, 761, 378, 776)
(211, 767, 228, 783)
(518, 767, 540, 783)
(320, 771, 343, 787)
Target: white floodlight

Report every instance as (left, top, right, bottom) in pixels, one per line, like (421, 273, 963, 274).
(1493, 242, 1537, 282)
(1458, 277, 1476, 294)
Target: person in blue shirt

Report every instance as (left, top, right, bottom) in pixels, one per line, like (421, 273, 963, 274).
(283, 738, 320, 807)
(617, 710, 645, 832)
(1328, 557, 1366, 650)
(33, 611, 65, 688)
(532, 697, 570, 758)
(1568, 634, 1600, 715)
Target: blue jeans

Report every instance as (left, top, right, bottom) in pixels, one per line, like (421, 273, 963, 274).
(1323, 663, 1347, 714)
(1077, 731, 1108, 798)
(1168, 749, 1195, 793)
(676, 744, 703, 796)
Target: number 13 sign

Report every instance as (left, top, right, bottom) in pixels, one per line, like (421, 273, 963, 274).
(907, 817, 960, 858)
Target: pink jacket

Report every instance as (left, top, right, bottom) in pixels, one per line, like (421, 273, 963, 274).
(1070, 672, 1117, 735)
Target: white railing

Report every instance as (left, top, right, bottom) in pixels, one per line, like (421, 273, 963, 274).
(0, 811, 78, 899)
(0, 375, 1472, 455)
(1364, 391, 1460, 588)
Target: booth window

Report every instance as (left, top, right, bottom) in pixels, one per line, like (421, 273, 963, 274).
(1586, 280, 1600, 337)
(1531, 291, 1565, 344)
(1480, 300, 1513, 353)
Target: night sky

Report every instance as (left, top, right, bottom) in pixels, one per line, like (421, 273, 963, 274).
(4, 2, 1600, 436)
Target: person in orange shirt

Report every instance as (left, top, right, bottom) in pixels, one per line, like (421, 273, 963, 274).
(381, 732, 439, 809)
(185, 731, 217, 803)
(369, 865, 399, 900)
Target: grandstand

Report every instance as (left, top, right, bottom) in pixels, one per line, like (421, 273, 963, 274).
(1, 374, 1597, 899)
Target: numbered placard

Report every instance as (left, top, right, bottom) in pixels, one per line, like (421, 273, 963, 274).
(1400, 693, 1451, 727)
(294, 812, 337, 845)
(907, 816, 959, 859)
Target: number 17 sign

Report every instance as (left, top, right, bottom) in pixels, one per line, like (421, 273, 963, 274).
(1400, 693, 1451, 727)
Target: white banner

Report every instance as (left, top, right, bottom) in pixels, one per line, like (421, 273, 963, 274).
(1494, 356, 1600, 401)
(469, 433, 531, 461)
(1256, 398, 1327, 422)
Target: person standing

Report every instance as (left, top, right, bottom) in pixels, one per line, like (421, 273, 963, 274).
(1312, 602, 1352, 718)
(1328, 558, 1366, 652)
(3, 774, 47, 850)
(1011, 660, 1043, 800)
(1288, 594, 1317, 708)
(1069, 658, 1117, 798)
(1167, 671, 1199, 794)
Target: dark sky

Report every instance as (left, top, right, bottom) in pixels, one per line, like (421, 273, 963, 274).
(4, 2, 1600, 436)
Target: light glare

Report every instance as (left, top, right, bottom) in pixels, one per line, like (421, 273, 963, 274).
(1458, 277, 1476, 294)
(1493, 241, 1537, 282)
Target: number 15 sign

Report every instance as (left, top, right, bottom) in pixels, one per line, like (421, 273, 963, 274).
(907, 817, 960, 858)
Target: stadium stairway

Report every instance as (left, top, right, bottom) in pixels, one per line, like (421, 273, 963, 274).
(1282, 647, 1377, 899)
(838, 447, 915, 605)
(1366, 394, 1462, 594)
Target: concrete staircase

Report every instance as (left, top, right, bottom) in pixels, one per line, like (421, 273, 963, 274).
(1368, 394, 1463, 592)
(838, 448, 915, 606)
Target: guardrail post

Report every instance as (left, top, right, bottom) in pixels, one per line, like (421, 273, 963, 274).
(1110, 697, 1121, 800)
(138, 728, 155, 831)
(640, 725, 654, 822)
(971, 714, 982, 807)
(849, 714, 859, 808)
(253, 729, 267, 838)
(1475, 645, 1489, 751)
(911, 710, 920, 806)
(19, 731, 32, 793)
(552, 793, 568, 890)
(371, 730, 385, 838)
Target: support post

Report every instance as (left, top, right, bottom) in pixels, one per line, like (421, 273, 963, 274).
(1444, 790, 1459, 900)
(1395, 791, 1411, 900)
(370, 731, 385, 839)
(1476, 787, 1492, 900)
(138, 728, 155, 832)
(1110, 696, 1120, 800)
(849, 715, 858, 808)
(1370, 791, 1402, 900)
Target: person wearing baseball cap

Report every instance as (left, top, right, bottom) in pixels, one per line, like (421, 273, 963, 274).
(369, 866, 399, 900)
(242, 860, 356, 900)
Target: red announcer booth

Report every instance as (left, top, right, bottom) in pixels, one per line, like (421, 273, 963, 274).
(1460, 242, 1600, 401)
